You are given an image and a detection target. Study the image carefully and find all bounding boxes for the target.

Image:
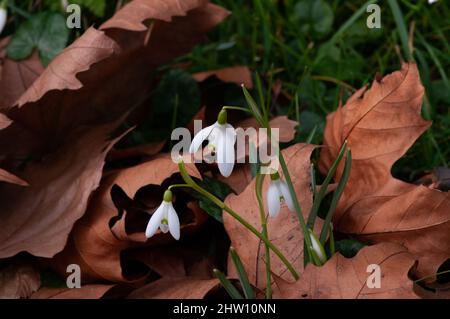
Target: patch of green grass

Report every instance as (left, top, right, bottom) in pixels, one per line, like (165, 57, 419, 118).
(183, 0, 450, 179)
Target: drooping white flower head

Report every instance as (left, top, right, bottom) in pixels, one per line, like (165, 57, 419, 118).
(428, 0, 438, 4)
(267, 171, 295, 218)
(189, 109, 236, 177)
(0, 2, 7, 36)
(145, 190, 180, 240)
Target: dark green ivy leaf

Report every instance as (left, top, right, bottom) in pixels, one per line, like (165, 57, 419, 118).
(335, 239, 366, 258)
(7, 12, 69, 66)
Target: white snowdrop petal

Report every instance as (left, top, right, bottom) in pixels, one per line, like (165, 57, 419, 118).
(189, 123, 216, 153)
(168, 203, 181, 240)
(145, 203, 166, 238)
(267, 183, 281, 218)
(279, 181, 295, 212)
(217, 125, 236, 177)
(0, 9, 7, 35)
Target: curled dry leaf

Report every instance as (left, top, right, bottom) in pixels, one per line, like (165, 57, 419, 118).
(224, 143, 319, 289)
(31, 284, 115, 299)
(192, 66, 253, 88)
(274, 243, 418, 299)
(319, 63, 450, 279)
(0, 0, 228, 258)
(0, 262, 41, 299)
(51, 155, 203, 284)
(127, 277, 220, 299)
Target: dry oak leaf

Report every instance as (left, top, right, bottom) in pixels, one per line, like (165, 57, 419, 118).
(31, 284, 116, 299)
(127, 277, 220, 299)
(274, 243, 418, 299)
(224, 143, 320, 289)
(192, 66, 253, 88)
(51, 155, 203, 284)
(0, 0, 228, 259)
(319, 62, 450, 279)
(0, 122, 127, 258)
(0, 262, 41, 299)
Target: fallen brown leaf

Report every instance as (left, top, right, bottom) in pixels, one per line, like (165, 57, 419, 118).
(0, 262, 41, 299)
(192, 66, 253, 88)
(224, 143, 319, 289)
(274, 243, 418, 299)
(0, 38, 44, 109)
(31, 284, 115, 299)
(0, 122, 127, 258)
(127, 277, 219, 299)
(107, 140, 166, 162)
(0, 168, 28, 186)
(216, 164, 253, 195)
(319, 62, 450, 279)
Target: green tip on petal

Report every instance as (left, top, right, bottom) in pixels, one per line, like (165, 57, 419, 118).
(270, 171, 280, 181)
(217, 109, 228, 125)
(163, 189, 173, 202)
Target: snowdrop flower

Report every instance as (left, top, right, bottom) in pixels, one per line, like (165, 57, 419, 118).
(0, 1, 7, 36)
(145, 190, 180, 240)
(189, 109, 236, 177)
(428, 0, 438, 4)
(308, 229, 327, 265)
(267, 171, 295, 218)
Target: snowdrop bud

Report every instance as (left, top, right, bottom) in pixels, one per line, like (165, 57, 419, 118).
(308, 229, 327, 266)
(0, 1, 7, 36)
(145, 189, 180, 240)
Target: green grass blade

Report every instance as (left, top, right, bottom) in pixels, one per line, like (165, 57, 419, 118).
(242, 85, 265, 126)
(230, 247, 255, 299)
(387, 0, 413, 61)
(213, 269, 244, 300)
(319, 149, 352, 244)
(307, 141, 348, 229)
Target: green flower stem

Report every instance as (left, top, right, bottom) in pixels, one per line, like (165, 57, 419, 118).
(168, 184, 192, 191)
(178, 161, 299, 280)
(255, 172, 272, 299)
(222, 106, 253, 114)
